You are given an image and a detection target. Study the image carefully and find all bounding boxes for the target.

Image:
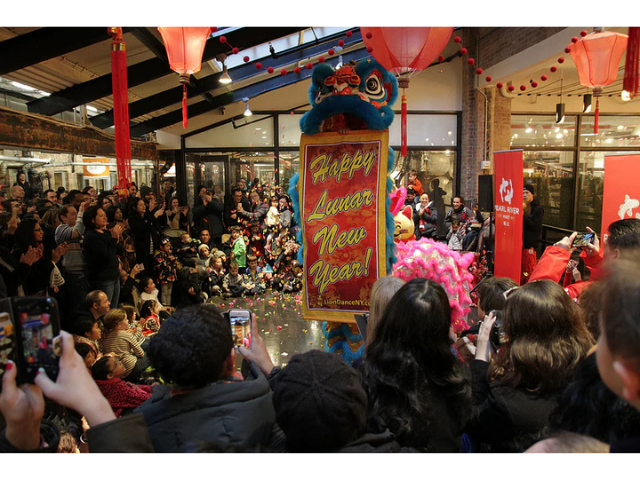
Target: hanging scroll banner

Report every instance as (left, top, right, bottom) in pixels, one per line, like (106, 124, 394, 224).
(300, 130, 389, 323)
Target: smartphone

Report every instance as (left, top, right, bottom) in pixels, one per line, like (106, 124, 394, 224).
(224, 309, 251, 348)
(138, 263, 145, 271)
(0, 297, 61, 392)
(572, 233, 595, 248)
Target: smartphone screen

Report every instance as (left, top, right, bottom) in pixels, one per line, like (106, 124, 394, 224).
(0, 312, 16, 393)
(228, 309, 251, 348)
(572, 233, 594, 248)
(14, 297, 60, 384)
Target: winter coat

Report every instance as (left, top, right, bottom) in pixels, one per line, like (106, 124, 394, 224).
(465, 360, 560, 452)
(82, 230, 120, 284)
(192, 197, 224, 238)
(523, 198, 544, 248)
(135, 362, 277, 453)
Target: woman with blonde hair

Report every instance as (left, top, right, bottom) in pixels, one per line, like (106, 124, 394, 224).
(366, 275, 405, 347)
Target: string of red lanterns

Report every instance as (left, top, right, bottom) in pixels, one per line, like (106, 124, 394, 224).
(449, 29, 590, 92)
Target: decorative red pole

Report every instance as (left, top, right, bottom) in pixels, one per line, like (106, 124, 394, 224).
(109, 27, 132, 199)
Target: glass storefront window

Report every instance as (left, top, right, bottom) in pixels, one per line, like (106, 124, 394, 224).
(279, 114, 303, 147)
(579, 115, 640, 148)
(511, 115, 576, 148)
(389, 114, 457, 147)
(576, 151, 604, 232)
(279, 152, 300, 191)
(394, 149, 456, 235)
(522, 150, 574, 230)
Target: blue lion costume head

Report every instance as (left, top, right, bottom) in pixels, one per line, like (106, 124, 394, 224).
(287, 58, 399, 363)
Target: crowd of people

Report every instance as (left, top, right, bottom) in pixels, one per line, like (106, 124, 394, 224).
(0, 173, 303, 326)
(1, 168, 640, 455)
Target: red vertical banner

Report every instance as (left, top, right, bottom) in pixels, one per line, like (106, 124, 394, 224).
(300, 130, 388, 323)
(493, 150, 524, 283)
(601, 155, 640, 240)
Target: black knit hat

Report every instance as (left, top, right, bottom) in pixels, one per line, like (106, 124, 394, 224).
(524, 184, 535, 195)
(140, 186, 153, 198)
(272, 350, 368, 452)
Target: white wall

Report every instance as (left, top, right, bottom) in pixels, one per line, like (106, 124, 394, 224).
(183, 57, 463, 148)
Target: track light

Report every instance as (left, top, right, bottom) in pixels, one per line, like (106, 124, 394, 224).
(622, 90, 631, 102)
(583, 93, 592, 113)
(219, 62, 232, 85)
(555, 103, 565, 124)
(243, 98, 252, 117)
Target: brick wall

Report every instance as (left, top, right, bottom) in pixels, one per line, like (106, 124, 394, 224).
(460, 27, 563, 204)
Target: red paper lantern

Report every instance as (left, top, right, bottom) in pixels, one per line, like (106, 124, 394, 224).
(541, 74, 548, 81)
(108, 27, 132, 197)
(438, 55, 445, 62)
(158, 27, 212, 129)
(520, 85, 526, 91)
(361, 27, 454, 156)
(531, 81, 538, 88)
(460, 47, 468, 55)
(496, 82, 503, 89)
(486, 76, 492, 82)
(569, 30, 628, 132)
(476, 68, 483, 75)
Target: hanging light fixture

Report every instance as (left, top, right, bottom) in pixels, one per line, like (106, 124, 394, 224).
(621, 90, 632, 102)
(556, 77, 565, 124)
(583, 93, 593, 113)
(243, 97, 252, 117)
(219, 61, 232, 85)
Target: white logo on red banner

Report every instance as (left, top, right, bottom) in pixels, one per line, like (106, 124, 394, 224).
(618, 194, 640, 220)
(499, 178, 514, 205)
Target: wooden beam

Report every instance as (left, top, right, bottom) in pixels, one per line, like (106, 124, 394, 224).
(27, 27, 306, 117)
(0, 27, 134, 76)
(0, 106, 166, 160)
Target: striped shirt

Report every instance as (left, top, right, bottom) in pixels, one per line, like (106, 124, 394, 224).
(99, 330, 144, 375)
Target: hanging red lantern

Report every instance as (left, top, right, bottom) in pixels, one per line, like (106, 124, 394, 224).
(569, 30, 628, 133)
(361, 27, 454, 157)
(157, 27, 212, 128)
(108, 27, 132, 198)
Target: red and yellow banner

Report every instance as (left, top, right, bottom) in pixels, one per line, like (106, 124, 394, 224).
(299, 130, 388, 323)
(601, 155, 640, 241)
(493, 150, 524, 283)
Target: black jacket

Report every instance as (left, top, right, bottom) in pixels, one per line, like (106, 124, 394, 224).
(135, 362, 277, 453)
(82, 230, 120, 284)
(127, 211, 157, 269)
(11, 244, 54, 295)
(465, 360, 558, 452)
(192, 198, 224, 238)
(523, 198, 544, 248)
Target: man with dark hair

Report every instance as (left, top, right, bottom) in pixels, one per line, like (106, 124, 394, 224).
(522, 184, 544, 284)
(224, 187, 251, 231)
(136, 305, 279, 452)
(43, 189, 58, 204)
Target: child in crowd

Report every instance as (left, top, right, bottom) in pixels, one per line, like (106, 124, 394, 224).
(223, 260, 246, 298)
(120, 303, 147, 346)
(208, 255, 225, 297)
(74, 342, 97, 372)
(99, 308, 148, 383)
(153, 237, 178, 307)
(247, 220, 266, 261)
(407, 169, 424, 196)
(274, 259, 303, 292)
(72, 318, 103, 359)
(176, 232, 201, 267)
(198, 244, 211, 267)
(91, 355, 153, 417)
(177, 266, 207, 307)
(242, 255, 270, 295)
(139, 299, 161, 335)
(139, 277, 173, 318)
(230, 225, 247, 273)
(264, 196, 280, 232)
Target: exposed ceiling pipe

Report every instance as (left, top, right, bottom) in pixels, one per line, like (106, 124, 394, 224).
(0, 156, 51, 163)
